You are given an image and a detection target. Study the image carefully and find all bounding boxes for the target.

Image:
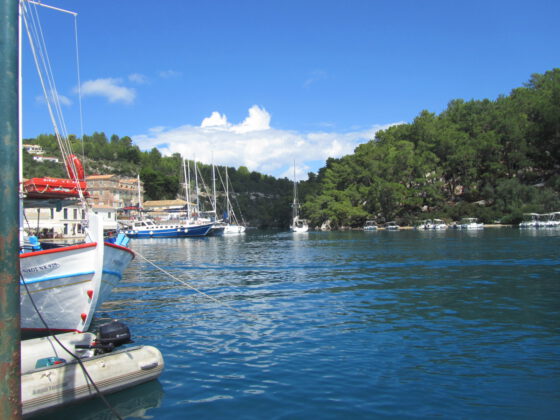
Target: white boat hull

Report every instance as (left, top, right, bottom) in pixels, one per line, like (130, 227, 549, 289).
(291, 226, 309, 233)
(224, 224, 246, 235)
(20, 243, 100, 333)
(291, 216, 309, 233)
(20, 212, 134, 333)
(461, 223, 484, 230)
(19, 242, 134, 333)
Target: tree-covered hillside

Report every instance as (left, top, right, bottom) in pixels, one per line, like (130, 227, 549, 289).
(23, 134, 294, 228)
(24, 69, 560, 228)
(302, 69, 560, 228)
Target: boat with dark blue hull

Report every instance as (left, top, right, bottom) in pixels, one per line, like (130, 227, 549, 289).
(121, 219, 213, 238)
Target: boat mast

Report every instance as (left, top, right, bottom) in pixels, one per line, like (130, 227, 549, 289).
(136, 174, 141, 208)
(225, 167, 230, 221)
(183, 158, 190, 220)
(212, 153, 217, 217)
(292, 161, 298, 221)
(194, 156, 200, 218)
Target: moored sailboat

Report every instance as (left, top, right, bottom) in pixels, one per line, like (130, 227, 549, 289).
(222, 166, 246, 235)
(290, 162, 308, 233)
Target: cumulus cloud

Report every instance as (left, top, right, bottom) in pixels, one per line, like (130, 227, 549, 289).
(80, 78, 135, 104)
(201, 111, 230, 129)
(132, 105, 400, 180)
(232, 105, 271, 133)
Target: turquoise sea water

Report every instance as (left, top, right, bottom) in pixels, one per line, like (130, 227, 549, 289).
(35, 228, 560, 419)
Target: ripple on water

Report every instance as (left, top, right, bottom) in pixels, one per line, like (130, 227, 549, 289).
(68, 229, 560, 419)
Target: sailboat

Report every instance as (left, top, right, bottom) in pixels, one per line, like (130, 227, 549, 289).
(120, 162, 214, 238)
(18, 0, 134, 333)
(206, 158, 226, 236)
(290, 162, 309, 233)
(222, 166, 246, 235)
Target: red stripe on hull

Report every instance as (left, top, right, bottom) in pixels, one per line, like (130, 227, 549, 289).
(105, 241, 135, 258)
(19, 242, 97, 259)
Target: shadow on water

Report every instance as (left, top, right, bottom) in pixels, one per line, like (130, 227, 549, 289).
(31, 380, 163, 420)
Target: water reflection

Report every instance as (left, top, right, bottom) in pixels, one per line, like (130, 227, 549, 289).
(32, 380, 164, 420)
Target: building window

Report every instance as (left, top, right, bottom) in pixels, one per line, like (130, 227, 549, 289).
(63, 223, 68, 235)
(73, 208, 78, 219)
(63, 208, 68, 219)
(108, 212, 112, 219)
(50, 208, 54, 219)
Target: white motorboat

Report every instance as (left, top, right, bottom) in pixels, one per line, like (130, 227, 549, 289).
(432, 219, 448, 230)
(363, 220, 378, 231)
(459, 217, 484, 230)
(384, 221, 400, 230)
(519, 213, 540, 228)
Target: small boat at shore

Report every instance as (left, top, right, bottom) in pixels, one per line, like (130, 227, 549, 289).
(384, 221, 400, 230)
(363, 220, 378, 231)
(21, 322, 164, 417)
(459, 217, 484, 230)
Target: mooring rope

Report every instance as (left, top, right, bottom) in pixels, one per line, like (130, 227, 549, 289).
(133, 249, 258, 320)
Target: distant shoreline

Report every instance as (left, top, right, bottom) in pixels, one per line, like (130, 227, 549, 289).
(318, 224, 515, 231)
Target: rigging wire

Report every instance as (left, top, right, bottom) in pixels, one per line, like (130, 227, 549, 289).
(134, 250, 258, 321)
(215, 166, 244, 226)
(73, 11, 86, 156)
(21, 0, 89, 211)
(20, 275, 123, 420)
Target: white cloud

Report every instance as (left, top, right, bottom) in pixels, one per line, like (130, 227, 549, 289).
(132, 106, 400, 180)
(35, 89, 72, 106)
(201, 111, 230, 129)
(158, 70, 181, 79)
(81, 78, 135, 104)
(129, 73, 148, 84)
(304, 69, 328, 88)
(231, 105, 271, 133)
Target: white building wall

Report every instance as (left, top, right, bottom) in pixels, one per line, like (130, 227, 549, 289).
(23, 205, 86, 239)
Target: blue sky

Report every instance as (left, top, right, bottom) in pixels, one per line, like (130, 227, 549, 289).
(21, 0, 559, 180)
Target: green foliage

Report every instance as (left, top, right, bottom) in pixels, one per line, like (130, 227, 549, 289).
(23, 133, 294, 228)
(302, 69, 560, 227)
(23, 69, 560, 229)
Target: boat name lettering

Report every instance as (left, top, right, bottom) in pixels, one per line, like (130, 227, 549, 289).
(22, 262, 61, 273)
(32, 381, 69, 395)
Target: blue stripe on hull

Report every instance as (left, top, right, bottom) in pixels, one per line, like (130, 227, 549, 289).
(21, 271, 95, 285)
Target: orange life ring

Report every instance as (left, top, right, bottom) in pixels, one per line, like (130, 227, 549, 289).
(65, 154, 85, 180)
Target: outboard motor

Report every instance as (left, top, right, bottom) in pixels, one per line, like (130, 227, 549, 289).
(76, 320, 133, 355)
(96, 320, 133, 353)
